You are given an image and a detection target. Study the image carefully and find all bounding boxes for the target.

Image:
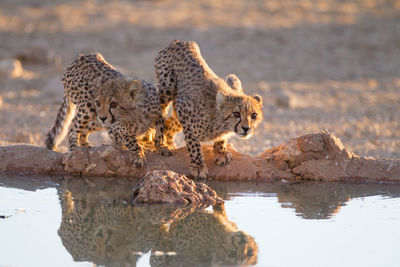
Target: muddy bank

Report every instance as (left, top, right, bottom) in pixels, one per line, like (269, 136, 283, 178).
(0, 131, 399, 182)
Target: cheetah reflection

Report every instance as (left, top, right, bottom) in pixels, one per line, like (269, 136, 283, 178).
(151, 202, 258, 267)
(58, 184, 161, 265)
(57, 177, 258, 266)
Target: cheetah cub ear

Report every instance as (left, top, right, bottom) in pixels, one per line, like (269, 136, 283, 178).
(252, 94, 263, 105)
(225, 74, 243, 92)
(216, 90, 227, 104)
(216, 90, 233, 111)
(126, 80, 142, 100)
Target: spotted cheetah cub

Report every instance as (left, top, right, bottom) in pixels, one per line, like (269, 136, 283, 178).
(46, 53, 171, 166)
(155, 40, 263, 179)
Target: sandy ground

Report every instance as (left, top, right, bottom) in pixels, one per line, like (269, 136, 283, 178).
(0, 0, 399, 159)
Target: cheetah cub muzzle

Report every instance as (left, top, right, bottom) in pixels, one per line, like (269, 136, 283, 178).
(155, 40, 263, 179)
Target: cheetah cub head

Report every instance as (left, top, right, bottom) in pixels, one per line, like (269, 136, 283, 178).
(94, 77, 142, 127)
(217, 74, 263, 138)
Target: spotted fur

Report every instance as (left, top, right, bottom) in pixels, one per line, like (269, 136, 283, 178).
(46, 53, 171, 165)
(155, 40, 263, 179)
(96, 78, 172, 166)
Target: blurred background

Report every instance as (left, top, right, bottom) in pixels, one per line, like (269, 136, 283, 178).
(0, 0, 399, 158)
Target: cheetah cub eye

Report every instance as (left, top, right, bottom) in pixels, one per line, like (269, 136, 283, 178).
(232, 111, 241, 118)
(251, 113, 257, 120)
(110, 102, 118, 109)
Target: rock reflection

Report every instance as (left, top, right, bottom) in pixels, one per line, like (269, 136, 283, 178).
(274, 181, 400, 219)
(57, 176, 258, 266)
(275, 182, 351, 219)
(209, 180, 400, 220)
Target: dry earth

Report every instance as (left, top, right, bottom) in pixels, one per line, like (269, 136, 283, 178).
(0, 0, 399, 159)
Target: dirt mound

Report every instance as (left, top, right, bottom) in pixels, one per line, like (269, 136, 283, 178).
(0, 131, 398, 183)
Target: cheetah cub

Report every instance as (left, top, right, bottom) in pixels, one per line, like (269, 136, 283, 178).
(46, 53, 171, 166)
(155, 40, 263, 179)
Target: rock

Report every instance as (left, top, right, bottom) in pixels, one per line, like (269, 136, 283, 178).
(133, 170, 223, 205)
(60, 143, 287, 181)
(275, 89, 293, 108)
(274, 89, 302, 108)
(0, 145, 65, 174)
(0, 59, 23, 78)
(0, 132, 399, 183)
(275, 89, 291, 107)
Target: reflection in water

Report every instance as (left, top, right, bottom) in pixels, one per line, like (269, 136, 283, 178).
(274, 182, 351, 219)
(209, 180, 400, 220)
(275, 181, 400, 219)
(150, 203, 257, 267)
(1, 174, 400, 266)
(57, 176, 258, 266)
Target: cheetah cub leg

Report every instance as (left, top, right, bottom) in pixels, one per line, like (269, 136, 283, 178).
(183, 128, 208, 179)
(213, 139, 232, 166)
(188, 142, 209, 179)
(125, 136, 146, 167)
(78, 132, 90, 148)
(67, 116, 87, 150)
(176, 97, 208, 179)
(108, 122, 146, 167)
(140, 128, 154, 142)
(164, 112, 182, 149)
(67, 103, 97, 150)
(154, 116, 173, 156)
(79, 120, 102, 148)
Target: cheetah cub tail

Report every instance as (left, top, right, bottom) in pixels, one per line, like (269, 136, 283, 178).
(45, 94, 75, 150)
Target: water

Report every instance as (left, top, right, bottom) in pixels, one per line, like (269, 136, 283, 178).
(1, 174, 400, 267)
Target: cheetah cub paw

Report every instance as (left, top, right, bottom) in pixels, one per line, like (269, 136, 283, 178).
(215, 150, 232, 166)
(128, 150, 147, 167)
(158, 146, 173, 156)
(80, 142, 91, 148)
(189, 165, 209, 180)
(166, 140, 178, 150)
